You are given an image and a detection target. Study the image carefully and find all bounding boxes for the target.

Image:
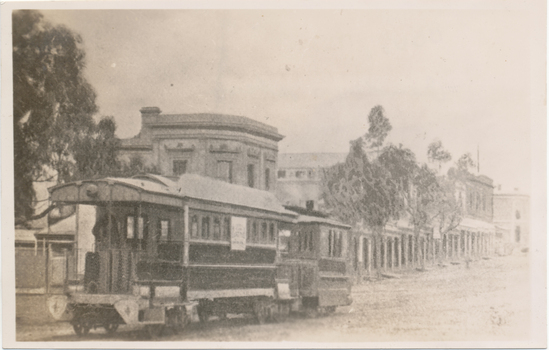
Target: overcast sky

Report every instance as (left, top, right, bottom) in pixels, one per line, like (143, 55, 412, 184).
(42, 8, 533, 192)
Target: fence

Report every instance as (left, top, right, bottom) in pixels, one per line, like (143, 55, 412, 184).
(15, 246, 84, 294)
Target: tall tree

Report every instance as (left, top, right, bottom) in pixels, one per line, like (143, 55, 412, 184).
(13, 10, 98, 221)
(427, 140, 452, 171)
(456, 153, 476, 174)
(323, 139, 402, 229)
(322, 106, 400, 273)
(364, 105, 392, 149)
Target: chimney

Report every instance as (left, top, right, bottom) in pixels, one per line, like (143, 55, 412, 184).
(306, 200, 315, 211)
(140, 106, 161, 125)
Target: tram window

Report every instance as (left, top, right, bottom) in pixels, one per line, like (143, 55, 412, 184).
(137, 217, 144, 239)
(327, 230, 342, 257)
(328, 230, 333, 256)
(269, 223, 275, 243)
(336, 231, 343, 257)
(327, 230, 331, 256)
(252, 221, 258, 242)
(278, 229, 290, 252)
(160, 220, 169, 241)
(127, 216, 135, 239)
(261, 222, 268, 242)
(223, 217, 231, 241)
(202, 217, 210, 239)
(213, 217, 221, 240)
(191, 216, 198, 238)
(334, 231, 338, 256)
(334, 231, 339, 257)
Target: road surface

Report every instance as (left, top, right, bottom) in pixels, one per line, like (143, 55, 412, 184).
(16, 252, 531, 343)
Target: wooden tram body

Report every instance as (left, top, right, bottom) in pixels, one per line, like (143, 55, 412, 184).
(47, 173, 352, 336)
(277, 216, 353, 314)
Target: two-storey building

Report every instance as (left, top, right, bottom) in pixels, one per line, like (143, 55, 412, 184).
(119, 107, 283, 192)
(493, 187, 530, 251)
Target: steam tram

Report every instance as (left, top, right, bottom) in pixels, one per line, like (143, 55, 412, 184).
(47, 173, 352, 337)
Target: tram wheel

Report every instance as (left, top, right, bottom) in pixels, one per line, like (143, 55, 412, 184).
(255, 308, 267, 324)
(103, 323, 119, 335)
(253, 299, 271, 325)
(73, 323, 90, 337)
(197, 306, 210, 323)
(272, 303, 290, 323)
(166, 307, 187, 334)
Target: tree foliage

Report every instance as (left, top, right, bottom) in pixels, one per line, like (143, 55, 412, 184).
(322, 105, 467, 268)
(322, 106, 398, 233)
(322, 139, 401, 233)
(364, 105, 392, 148)
(13, 10, 102, 222)
(427, 140, 452, 170)
(73, 117, 120, 180)
(456, 153, 476, 173)
(117, 155, 160, 178)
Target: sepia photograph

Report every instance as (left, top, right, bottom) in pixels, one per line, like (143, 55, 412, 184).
(1, 0, 546, 348)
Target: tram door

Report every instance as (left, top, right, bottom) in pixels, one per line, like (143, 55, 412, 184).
(88, 213, 133, 294)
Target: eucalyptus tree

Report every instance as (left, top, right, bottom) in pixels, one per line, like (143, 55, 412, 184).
(13, 10, 99, 222)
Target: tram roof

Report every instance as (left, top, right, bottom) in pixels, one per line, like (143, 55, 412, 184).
(50, 174, 296, 216)
(296, 214, 351, 229)
(175, 174, 295, 215)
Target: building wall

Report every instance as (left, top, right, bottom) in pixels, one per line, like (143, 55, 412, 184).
(275, 154, 347, 209)
(493, 194, 530, 247)
(119, 107, 281, 193)
(463, 175, 494, 223)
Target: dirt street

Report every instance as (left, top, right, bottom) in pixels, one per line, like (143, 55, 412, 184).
(16, 253, 531, 343)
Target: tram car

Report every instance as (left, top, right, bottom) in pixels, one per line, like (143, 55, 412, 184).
(46, 173, 352, 336)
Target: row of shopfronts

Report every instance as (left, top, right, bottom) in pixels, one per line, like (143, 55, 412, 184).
(348, 221, 496, 281)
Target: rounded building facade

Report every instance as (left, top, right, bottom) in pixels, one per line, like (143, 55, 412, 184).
(119, 107, 283, 192)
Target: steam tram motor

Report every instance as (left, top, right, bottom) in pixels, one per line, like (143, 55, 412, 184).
(47, 174, 352, 336)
